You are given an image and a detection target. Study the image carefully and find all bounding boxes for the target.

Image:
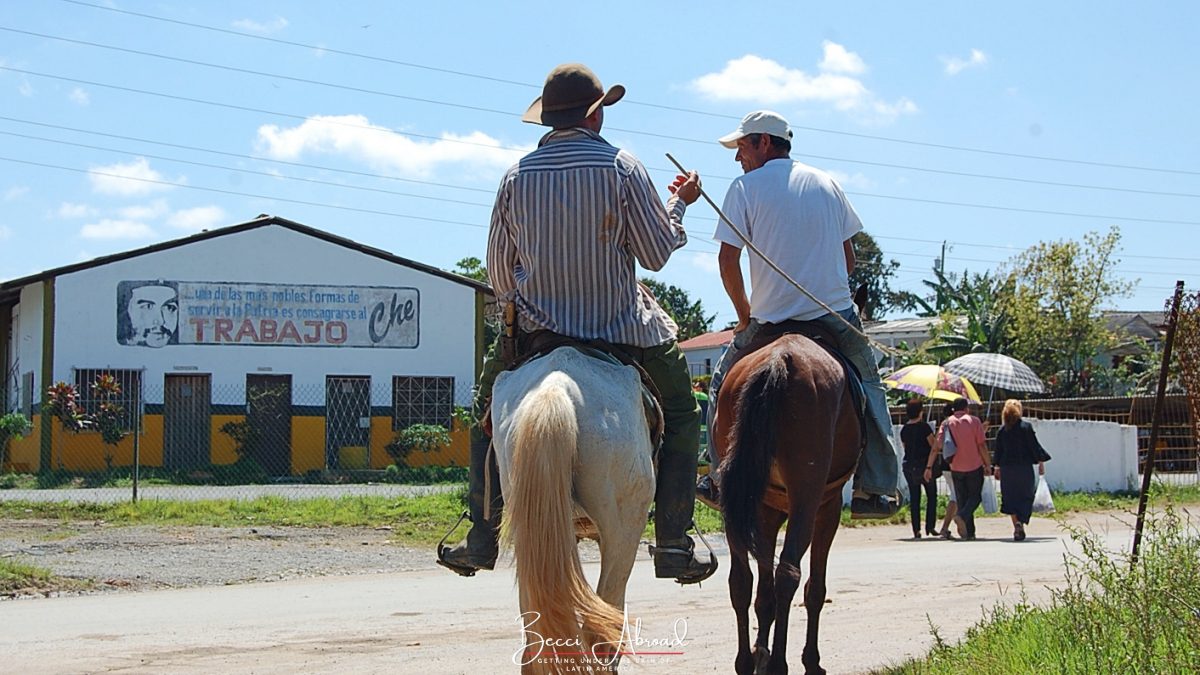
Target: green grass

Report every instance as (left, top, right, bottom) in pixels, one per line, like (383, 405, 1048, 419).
(875, 503, 1200, 674)
(0, 482, 1197, 549)
(0, 558, 91, 596)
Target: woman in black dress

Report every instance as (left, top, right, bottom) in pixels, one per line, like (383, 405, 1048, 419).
(900, 399, 938, 538)
(993, 399, 1049, 541)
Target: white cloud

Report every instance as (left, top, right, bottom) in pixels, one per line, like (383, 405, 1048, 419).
(57, 202, 96, 218)
(943, 48, 988, 76)
(69, 87, 90, 106)
(168, 205, 227, 231)
(4, 186, 29, 201)
(819, 41, 866, 75)
(88, 157, 176, 196)
(256, 115, 522, 177)
(117, 199, 170, 221)
(687, 250, 720, 274)
(18, 79, 33, 97)
(0, 225, 11, 240)
(232, 16, 289, 34)
(827, 170, 874, 190)
(691, 53, 917, 123)
(80, 219, 156, 240)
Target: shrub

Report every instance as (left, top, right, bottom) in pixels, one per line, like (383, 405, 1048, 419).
(0, 413, 32, 466)
(384, 424, 451, 467)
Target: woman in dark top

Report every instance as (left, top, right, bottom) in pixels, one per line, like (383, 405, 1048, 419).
(900, 400, 938, 538)
(993, 399, 1049, 541)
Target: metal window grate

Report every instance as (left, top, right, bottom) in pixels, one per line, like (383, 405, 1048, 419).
(73, 368, 142, 430)
(392, 376, 454, 430)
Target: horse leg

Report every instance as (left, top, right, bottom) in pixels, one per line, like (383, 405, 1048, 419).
(729, 536, 756, 675)
(800, 492, 842, 675)
(765, 493, 823, 675)
(752, 507, 788, 671)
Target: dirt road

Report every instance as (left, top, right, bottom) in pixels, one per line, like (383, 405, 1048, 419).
(0, 511, 1133, 674)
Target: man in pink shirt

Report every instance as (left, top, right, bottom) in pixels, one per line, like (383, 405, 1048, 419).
(927, 398, 991, 540)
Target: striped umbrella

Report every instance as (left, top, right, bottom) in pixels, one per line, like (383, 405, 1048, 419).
(942, 353, 1045, 393)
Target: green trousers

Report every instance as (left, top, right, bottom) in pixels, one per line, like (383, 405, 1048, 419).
(471, 335, 700, 543)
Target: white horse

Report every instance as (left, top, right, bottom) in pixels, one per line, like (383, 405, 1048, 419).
(492, 347, 657, 674)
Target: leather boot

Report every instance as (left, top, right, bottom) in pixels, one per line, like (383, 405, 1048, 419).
(652, 432, 717, 585)
(437, 431, 501, 576)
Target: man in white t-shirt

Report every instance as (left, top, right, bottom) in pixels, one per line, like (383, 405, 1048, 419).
(697, 110, 899, 518)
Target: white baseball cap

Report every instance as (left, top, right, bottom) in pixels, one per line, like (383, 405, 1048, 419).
(718, 110, 793, 148)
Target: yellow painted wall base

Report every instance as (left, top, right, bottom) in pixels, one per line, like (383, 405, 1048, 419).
(6, 412, 469, 476)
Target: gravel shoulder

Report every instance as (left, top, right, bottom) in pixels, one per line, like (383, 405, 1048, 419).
(0, 519, 443, 597)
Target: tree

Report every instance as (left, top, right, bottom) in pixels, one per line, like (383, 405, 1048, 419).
(452, 257, 488, 283)
(640, 278, 715, 341)
(924, 270, 1016, 360)
(1003, 227, 1133, 397)
(848, 231, 913, 320)
(450, 257, 499, 346)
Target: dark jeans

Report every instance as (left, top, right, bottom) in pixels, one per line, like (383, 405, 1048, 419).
(903, 464, 937, 534)
(951, 468, 985, 537)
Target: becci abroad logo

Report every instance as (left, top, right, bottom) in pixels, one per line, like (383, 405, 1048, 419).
(513, 608, 689, 668)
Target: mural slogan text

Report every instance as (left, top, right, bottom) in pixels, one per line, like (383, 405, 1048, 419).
(116, 280, 419, 349)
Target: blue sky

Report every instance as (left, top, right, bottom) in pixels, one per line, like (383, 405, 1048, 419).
(2, 1, 1197, 327)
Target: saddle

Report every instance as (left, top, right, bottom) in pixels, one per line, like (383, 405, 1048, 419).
(742, 319, 867, 447)
(716, 319, 868, 513)
(485, 329, 665, 451)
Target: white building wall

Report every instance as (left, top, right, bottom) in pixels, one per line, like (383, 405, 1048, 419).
(13, 283, 44, 406)
(50, 225, 478, 406)
(683, 345, 724, 375)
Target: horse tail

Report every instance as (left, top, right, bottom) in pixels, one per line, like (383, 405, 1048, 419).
(501, 381, 625, 667)
(720, 350, 793, 560)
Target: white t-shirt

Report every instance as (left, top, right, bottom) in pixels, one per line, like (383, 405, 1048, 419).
(714, 158, 862, 322)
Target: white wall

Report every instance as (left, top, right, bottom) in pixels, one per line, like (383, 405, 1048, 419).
(875, 418, 1137, 506)
(49, 224, 479, 405)
(12, 284, 44, 405)
(1026, 419, 1138, 492)
(683, 345, 724, 375)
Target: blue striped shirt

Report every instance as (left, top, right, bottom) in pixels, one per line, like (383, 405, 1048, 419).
(487, 128, 688, 348)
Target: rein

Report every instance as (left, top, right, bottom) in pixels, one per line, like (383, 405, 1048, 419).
(666, 153, 901, 357)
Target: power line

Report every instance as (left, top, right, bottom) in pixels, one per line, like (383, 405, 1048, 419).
(0, 26, 522, 119)
(872, 234, 1200, 263)
(0, 155, 489, 229)
(55, 0, 1200, 177)
(0, 115, 497, 195)
(4, 69, 1194, 228)
(15, 26, 1198, 199)
(0, 129, 497, 208)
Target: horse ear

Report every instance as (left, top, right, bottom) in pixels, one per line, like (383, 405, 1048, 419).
(852, 284, 869, 318)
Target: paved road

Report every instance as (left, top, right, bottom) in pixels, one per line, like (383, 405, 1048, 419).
(0, 511, 1135, 674)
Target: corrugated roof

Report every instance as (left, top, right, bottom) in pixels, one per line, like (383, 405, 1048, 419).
(0, 215, 494, 303)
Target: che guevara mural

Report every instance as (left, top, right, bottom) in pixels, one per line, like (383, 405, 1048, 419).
(117, 280, 419, 348)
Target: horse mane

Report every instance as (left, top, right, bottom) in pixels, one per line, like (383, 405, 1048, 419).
(719, 346, 794, 559)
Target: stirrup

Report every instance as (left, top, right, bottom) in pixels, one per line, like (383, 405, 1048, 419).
(651, 521, 719, 586)
(436, 511, 480, 577)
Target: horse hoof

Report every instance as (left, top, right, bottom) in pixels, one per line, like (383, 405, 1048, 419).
(753, 645, 772, 674)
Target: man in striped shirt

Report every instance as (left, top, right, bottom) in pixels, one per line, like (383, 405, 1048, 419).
(439, 63, 716, 585)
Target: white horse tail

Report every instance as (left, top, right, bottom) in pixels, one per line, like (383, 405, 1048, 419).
(502, 381, 625, 671)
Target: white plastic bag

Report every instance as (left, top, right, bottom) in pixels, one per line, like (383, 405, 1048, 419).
(981, 475, 999, 514)
(1032, 475, 1055, 513)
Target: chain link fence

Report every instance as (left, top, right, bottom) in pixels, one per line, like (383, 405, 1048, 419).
(2, 377, 476, 502)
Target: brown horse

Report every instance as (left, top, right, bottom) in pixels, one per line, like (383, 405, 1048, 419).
(713, 334, 861, 675)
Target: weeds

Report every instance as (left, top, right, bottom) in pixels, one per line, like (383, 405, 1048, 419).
(880, 503, 1200, 674)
